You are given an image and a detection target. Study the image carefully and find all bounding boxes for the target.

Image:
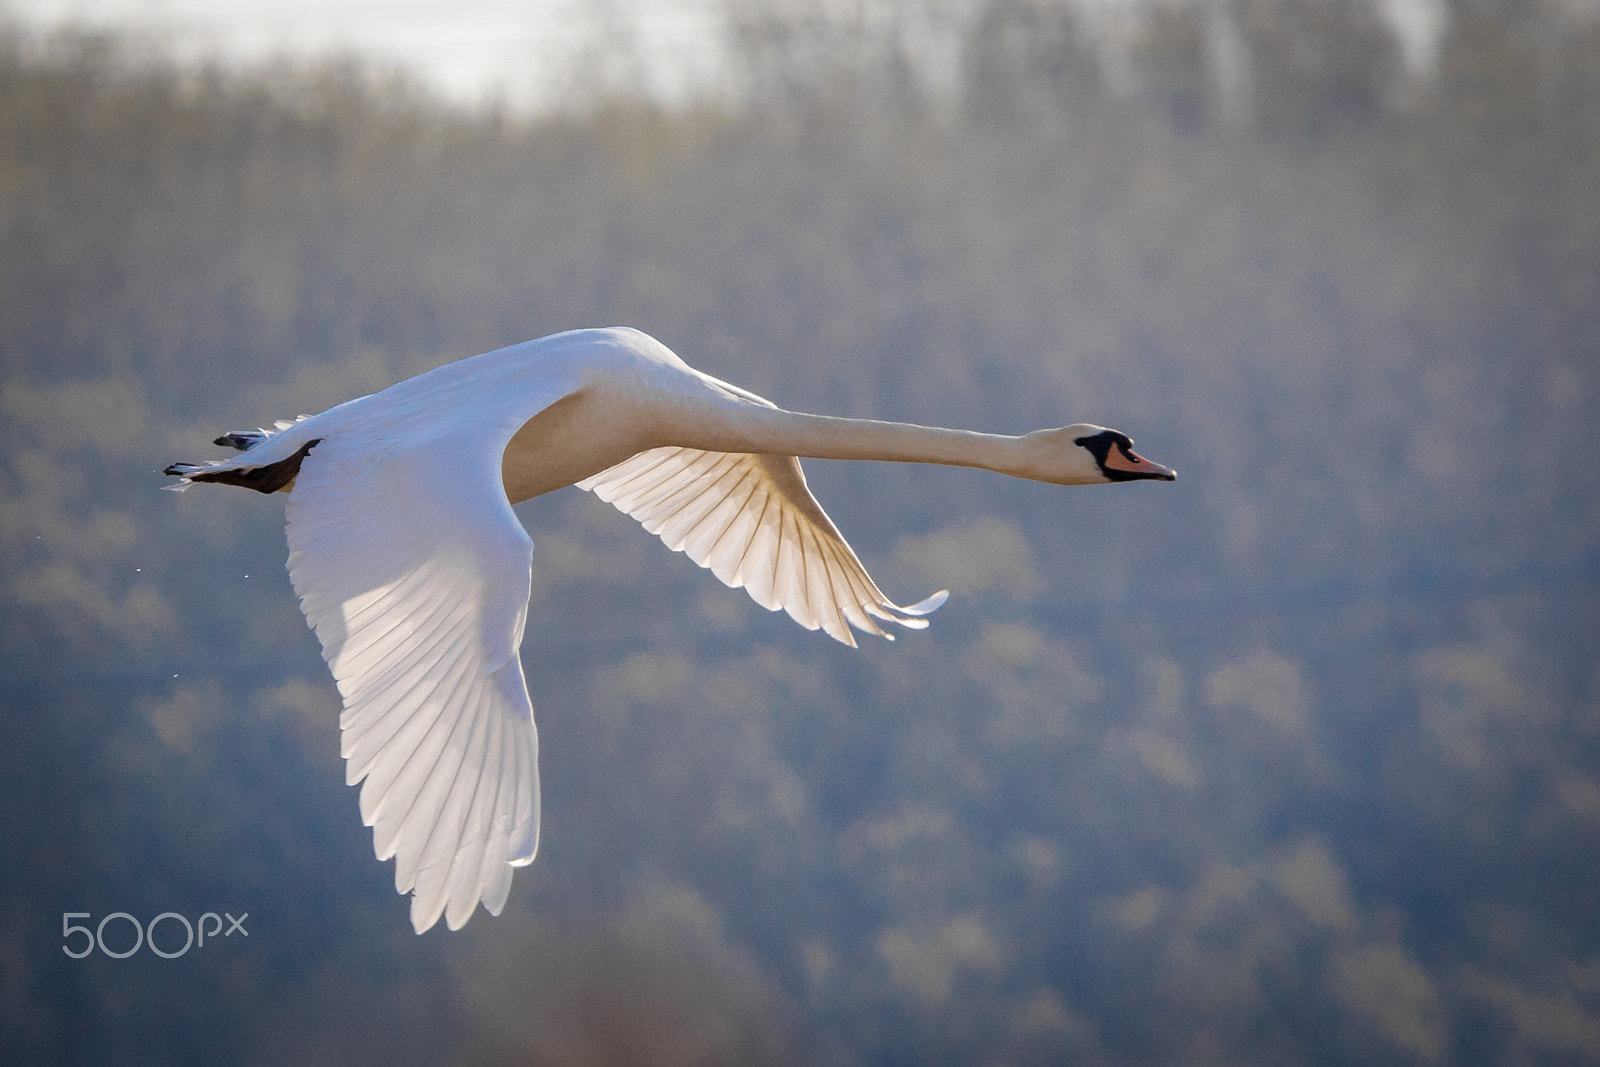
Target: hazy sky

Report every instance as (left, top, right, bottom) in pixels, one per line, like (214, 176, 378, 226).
(1, 0, 733, 107)
(2, 0, 1478, 110)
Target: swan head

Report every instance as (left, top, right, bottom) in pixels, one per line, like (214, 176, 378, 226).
(1022, 424, 1177, 485)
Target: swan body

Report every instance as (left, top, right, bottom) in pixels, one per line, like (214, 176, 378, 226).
(165, 327, 1174, 933)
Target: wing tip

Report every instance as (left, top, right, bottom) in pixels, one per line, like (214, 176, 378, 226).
(903, 589, 950, 616)
(410, 898, 441, 935)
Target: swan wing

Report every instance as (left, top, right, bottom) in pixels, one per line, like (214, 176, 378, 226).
(578, 447, 947, 646)
(285, 432, 539, 934)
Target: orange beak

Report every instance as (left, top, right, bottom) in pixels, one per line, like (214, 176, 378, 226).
(1105, 446, 1176, 481)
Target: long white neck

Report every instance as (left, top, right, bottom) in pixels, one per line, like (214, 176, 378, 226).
(670, 397, 1033, 478)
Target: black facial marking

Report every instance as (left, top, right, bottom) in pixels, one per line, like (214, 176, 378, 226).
(1074, 429, 1167, 482)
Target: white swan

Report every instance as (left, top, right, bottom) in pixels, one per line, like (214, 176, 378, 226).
(165, 327, 1174, 933)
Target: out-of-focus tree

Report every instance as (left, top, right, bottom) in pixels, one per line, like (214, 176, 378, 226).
(1132, 3, 1217, 133)
(1233, 0, 1403, 138)
(962, 0, 1101, 125)
(2, 1, 1598, 1063)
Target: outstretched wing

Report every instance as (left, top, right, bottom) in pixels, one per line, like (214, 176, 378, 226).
(578, 447, 946, 647)
(285, 433, 539, 934)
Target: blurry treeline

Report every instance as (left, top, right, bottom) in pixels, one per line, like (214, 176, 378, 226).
(2, 0, 1598, 1063)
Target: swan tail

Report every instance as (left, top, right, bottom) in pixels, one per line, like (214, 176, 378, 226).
(164, 415, 321, 493)
(213, 429, 270, 451)
(163, 438, 323, 494)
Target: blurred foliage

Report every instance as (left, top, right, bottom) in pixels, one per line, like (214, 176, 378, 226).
(2, 0, 1599, 1063)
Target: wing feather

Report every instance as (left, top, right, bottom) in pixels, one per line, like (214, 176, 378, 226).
(347, 627, 477, 794)
(578, 447, 945, 643)
(442, 690, 501, 929)
(285, 432, 540, 934)
(681, 466, 760, 564)
(382, 661, 483, 882)
(407, 678, 494, 930)
(735, 488, 782, 610)
(475, 707, 518, 914)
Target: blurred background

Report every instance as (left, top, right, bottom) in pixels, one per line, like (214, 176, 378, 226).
(1, 0, 1597, 1062)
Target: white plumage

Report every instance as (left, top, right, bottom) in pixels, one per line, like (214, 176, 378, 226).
(285, 433, 539, 933)
(578, 447, 947, 645)
(165, 326, 1173, 932)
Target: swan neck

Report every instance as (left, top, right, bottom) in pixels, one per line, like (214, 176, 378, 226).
(706, 404, 1027, 476)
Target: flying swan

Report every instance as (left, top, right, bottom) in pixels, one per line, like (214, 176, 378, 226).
(165, 327, 1175, 933)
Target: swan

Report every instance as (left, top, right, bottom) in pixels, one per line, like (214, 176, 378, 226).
(164, 326, 1174, 933)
